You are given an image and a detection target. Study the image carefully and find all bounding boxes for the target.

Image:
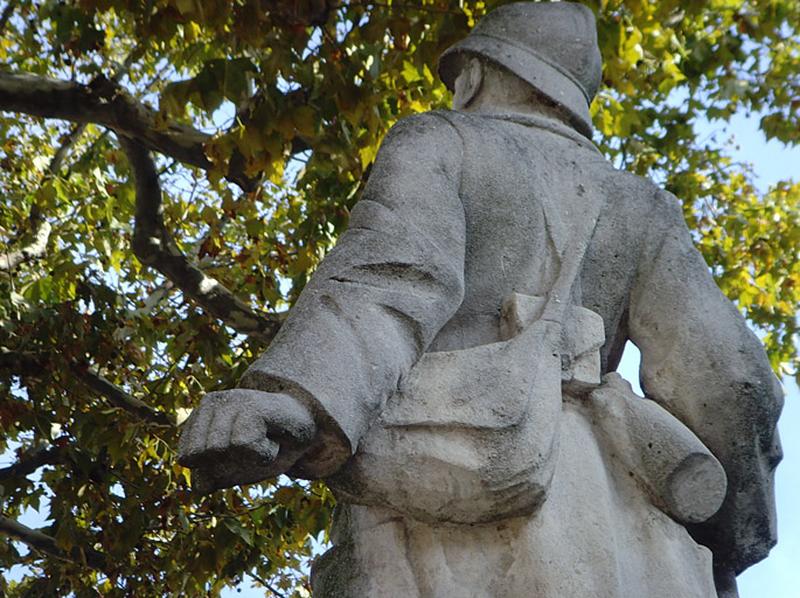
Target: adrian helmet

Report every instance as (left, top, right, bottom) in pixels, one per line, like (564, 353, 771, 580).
(438, 2, 602, 139)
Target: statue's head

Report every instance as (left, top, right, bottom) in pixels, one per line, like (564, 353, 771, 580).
(438, 1, 602, 138)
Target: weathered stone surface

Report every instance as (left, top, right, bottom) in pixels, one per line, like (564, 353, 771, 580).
(178, 3, 783, 596)
(177, 388, 316, 493)
(590, 373, 728, 524)
(313, 400, 720, 597)
(328, 292, 564, 524)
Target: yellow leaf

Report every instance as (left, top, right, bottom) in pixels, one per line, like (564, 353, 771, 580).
(359, 144, 378, 170)
(185, 21, 201, 42)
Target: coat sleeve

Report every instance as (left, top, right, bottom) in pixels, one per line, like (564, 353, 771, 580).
(239, 112, 466, 478)
(627, 190, 783, 576)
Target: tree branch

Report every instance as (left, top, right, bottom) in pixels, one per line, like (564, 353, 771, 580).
(70, 364, 177, 427)
(0, 446, 67, 482)
(0, 350, 176, 427)
(120, 137, 281, 344)
(1, 48, 138, 272)
(0, 217, 51, 271)
(0, 516, 107, 571)
(1, 120, 87, 273)
(0, 71, 257, 190)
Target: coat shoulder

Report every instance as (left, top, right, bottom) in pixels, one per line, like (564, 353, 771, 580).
(374, 111, 465, 177)
(385, 110, 464, 145)
(601, 170, 685, 231)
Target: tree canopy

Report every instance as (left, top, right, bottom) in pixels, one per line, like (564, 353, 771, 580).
(0, 0, 798, 595)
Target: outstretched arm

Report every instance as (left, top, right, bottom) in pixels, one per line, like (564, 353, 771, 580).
(180, 112, 467, 483)
(627, 191, 783, 581)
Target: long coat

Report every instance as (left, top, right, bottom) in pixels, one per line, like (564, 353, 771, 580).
(240, 110, 782, 595)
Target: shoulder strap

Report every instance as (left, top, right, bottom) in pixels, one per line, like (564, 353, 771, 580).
(540, 191, 605, 324)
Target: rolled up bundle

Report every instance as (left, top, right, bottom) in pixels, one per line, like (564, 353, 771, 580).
(589, 373, 727, 524)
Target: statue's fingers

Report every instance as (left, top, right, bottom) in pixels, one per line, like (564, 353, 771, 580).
(201, 410, 280, 489)
(230, 407, 280, 463)
(203, 394, 242, 453)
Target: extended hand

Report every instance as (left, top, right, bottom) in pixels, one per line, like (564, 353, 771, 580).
(177, 388, 316, 494)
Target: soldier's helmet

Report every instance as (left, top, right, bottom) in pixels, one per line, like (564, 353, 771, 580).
(438, 1, 602, 139)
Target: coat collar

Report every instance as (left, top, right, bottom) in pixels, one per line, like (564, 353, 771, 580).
(478, 111, 602, 156)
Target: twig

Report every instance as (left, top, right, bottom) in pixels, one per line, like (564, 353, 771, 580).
(247, 570, 287, 598)
(0, 350, 176, 427)
(71, 363, 177, 427)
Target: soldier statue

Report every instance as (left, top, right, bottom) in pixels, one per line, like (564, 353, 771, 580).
(179, 3, 783, 596)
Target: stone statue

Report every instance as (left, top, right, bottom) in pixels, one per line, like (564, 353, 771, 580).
(178, 3, 783, 597)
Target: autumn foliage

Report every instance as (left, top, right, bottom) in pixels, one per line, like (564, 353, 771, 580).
(0, 0, 798, 595)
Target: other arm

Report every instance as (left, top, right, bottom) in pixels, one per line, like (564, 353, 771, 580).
(627, 191, 783, 581)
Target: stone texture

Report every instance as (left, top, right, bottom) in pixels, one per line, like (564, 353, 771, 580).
(313, 398, 720, 597)
(178, 3, 783, 596)
(328, 292, 565, 524)
(590, 373, 727, 525)
(177, 388, 316, 493)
